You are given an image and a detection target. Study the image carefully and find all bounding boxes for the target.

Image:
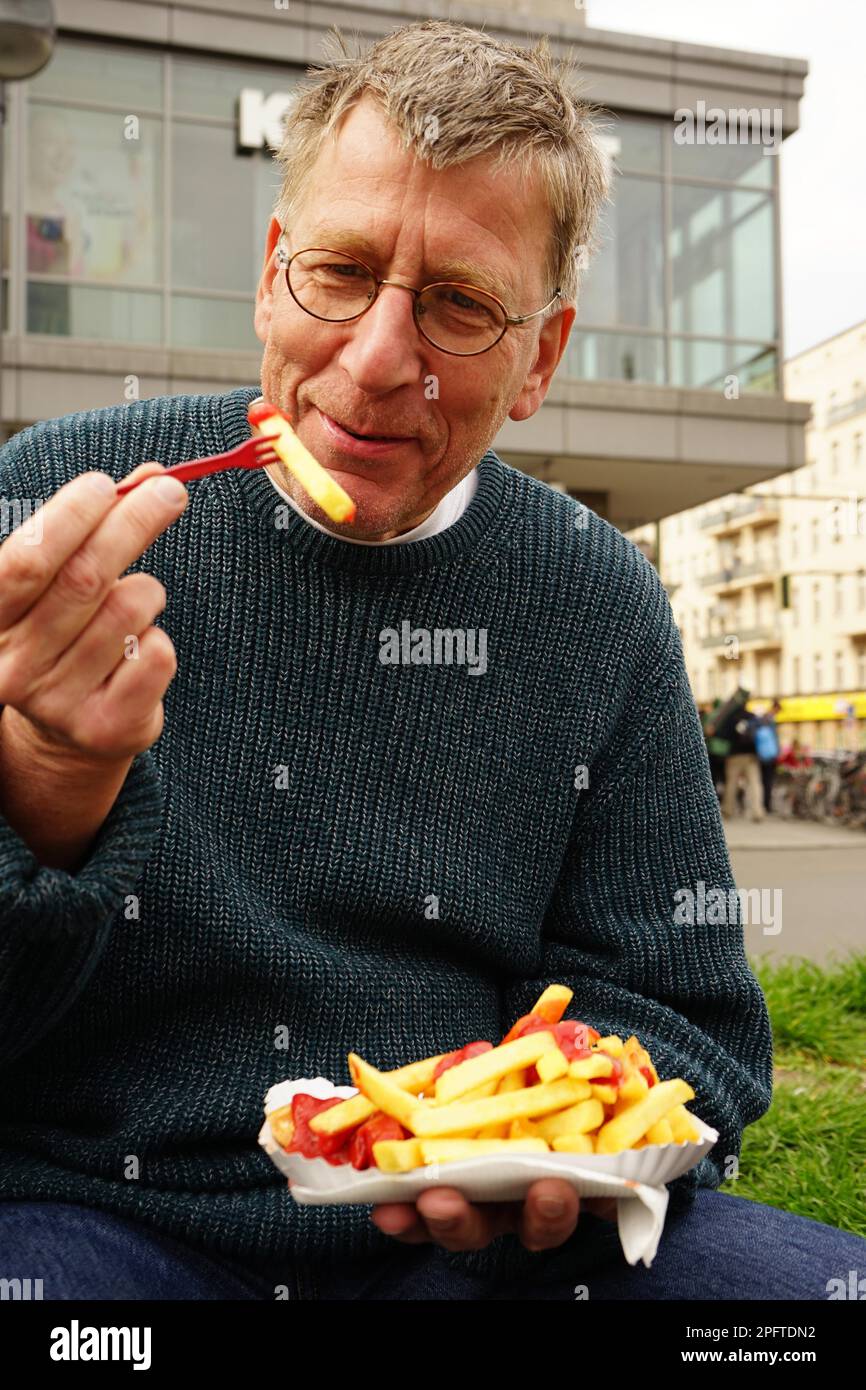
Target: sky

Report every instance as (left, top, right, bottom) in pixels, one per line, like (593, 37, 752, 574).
(586, 0, 866, 359)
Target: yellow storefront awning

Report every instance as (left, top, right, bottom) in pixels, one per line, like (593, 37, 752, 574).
(747, 693, 866, 722)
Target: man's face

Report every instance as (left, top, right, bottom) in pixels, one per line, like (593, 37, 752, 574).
(254, 94, 575, 539)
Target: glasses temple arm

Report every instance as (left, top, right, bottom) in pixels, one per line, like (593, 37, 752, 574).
(505, 289, 563, 326)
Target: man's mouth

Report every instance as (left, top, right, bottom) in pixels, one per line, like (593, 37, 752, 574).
(331, 415, 410, 441)
(315, 408, 416, 455)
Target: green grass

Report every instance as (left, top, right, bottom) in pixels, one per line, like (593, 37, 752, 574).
(727, 953, 866, 1236)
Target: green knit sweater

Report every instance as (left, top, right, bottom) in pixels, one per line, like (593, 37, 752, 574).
(0, 384, 772, 1290)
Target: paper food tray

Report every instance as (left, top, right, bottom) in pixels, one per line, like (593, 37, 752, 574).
(258, 1077, 719, 1268)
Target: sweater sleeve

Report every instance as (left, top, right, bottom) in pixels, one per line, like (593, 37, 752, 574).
(510, 588, 774, 1211)
(0, 425, 166, 1066)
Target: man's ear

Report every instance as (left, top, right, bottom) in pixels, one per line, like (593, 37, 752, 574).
(253, 217, 285, 345)
(508, 302, 576, 423)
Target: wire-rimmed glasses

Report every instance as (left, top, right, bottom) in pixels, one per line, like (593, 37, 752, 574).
(278, 239, 562, 357)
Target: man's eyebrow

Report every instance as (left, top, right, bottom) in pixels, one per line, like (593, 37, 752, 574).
(305, 227, 515, 303)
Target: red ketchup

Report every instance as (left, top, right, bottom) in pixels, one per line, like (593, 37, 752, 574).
(248, 399, 293, 430)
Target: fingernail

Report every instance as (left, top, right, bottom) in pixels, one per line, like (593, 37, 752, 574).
(88, 472, 116, 496)
(154, 477, 187, 504)
(537, 1198, 566, 1219)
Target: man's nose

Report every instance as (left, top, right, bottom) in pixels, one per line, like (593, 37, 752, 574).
(338, 282, 425, 391)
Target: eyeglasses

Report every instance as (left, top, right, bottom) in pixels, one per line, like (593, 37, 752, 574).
(277, 239, 561, 357)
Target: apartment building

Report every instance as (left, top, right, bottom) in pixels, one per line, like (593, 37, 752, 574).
(634, 320, 866, 750)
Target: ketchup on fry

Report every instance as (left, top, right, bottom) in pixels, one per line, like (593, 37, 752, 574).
(432, 1040, 493, 1080)
(348, 1113, 407, 1170)
(286, 1094, 352, 1164)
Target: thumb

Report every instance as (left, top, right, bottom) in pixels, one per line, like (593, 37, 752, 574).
(117, 460, 166, 489)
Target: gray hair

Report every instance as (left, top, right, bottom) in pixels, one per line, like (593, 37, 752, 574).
(271, 19, 610, 310)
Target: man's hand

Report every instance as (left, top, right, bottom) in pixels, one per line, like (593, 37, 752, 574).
(370, 1179, 617, 1252)
(0, 461, 188, 868)
(0, 461, 187, 762)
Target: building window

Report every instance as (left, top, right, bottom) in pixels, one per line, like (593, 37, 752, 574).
(858, 650, 866, 687)
(814, 653, 822, 690)
(855, 434, 863, 470)
(858, 570, 866, 609)
(834, 576, 844, 615)
(19, 36, 296, 351)
(830, 440, 839, 475)
(565, 113, 779, 392)
(813, 581, 821, 622)
(790, 523, 798, 559)
(835, 651, 845, 688)
(792, 655, 800, 691)
(811, 517, 820, 553)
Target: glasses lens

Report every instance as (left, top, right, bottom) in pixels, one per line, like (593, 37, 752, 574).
(416, 284, 506, 353)
(288, 249, 376, 320)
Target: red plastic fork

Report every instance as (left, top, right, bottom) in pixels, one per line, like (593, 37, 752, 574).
(115, 434, 282, 495)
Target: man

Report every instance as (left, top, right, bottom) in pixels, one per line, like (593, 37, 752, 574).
(722, 709, 765, 823)
(0, 21, 863, 1300)
(702, 697, 729, 802)
(753, 700, 783, 814)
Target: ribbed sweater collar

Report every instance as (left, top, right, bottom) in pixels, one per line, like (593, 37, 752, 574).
(218, 385, 516, 575)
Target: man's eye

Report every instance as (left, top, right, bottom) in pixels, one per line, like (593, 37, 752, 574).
(314, 262, 366, 279)
(445, 288, 487, 313)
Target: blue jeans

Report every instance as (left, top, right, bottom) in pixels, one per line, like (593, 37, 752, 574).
(0, 1191, 863, 1299)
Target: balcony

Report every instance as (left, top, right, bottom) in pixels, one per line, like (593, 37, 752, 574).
(826, 393, 866, 427)
(701, 625, 783, 653)
(698, 552, 780, 592)
(699, 497, 781, 536)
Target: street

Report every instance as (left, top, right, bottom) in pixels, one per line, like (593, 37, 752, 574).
(723, 815, 866, 963)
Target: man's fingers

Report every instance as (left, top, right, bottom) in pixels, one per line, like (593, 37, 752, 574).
(370, 1202, 430, 1244)
(372, 1191, 509, 1251)
(374, 1182, 589, 1255)
(583, 1196, 618, 1224)
(0, 471, 119, 631)
(9, 473, 187, 678)
(414, 1187, 507, 1251)
(119, 461, 166, 488)
(518, 1178, 580, 1252)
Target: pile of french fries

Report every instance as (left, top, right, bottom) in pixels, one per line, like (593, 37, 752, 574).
(268, 984, 702, 1172)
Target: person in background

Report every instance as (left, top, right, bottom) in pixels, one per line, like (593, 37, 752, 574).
(722, 708, 764, 822)
(777, 737, 813, 769)
(701, 698, 728, 802)
(753, 699, 782, 815)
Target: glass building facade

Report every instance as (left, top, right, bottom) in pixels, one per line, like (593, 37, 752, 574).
(3, 39, 293, 353)
(2, 36, 780, 393)
(565, 116, 779, 391)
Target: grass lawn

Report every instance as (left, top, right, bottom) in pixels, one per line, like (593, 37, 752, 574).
(726, 953, 866, 1237)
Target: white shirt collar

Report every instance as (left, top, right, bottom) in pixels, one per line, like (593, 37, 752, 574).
(264, 457, 479, 545)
